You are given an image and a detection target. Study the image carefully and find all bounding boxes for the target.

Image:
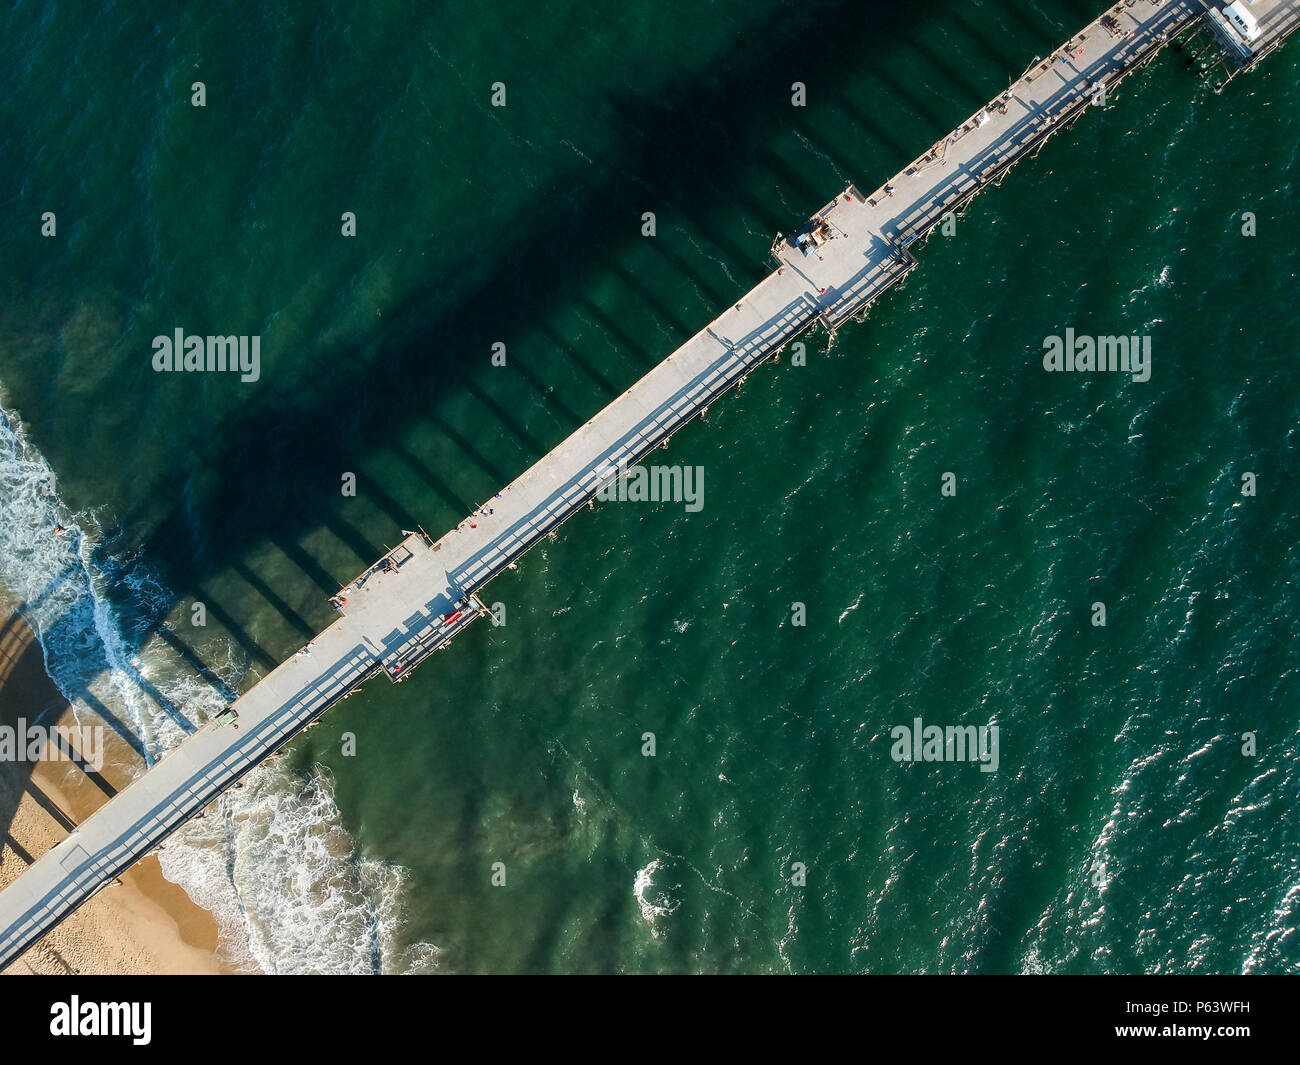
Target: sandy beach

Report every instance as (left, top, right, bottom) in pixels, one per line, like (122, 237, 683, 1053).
(0, 599, 247, 975)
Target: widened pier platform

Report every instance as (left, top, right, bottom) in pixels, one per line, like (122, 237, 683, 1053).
(2, 0, 1296, 968)
(1194, 0, 1300, 86)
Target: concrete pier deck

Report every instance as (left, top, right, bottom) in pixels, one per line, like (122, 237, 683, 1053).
(0, 0, 1293, 968)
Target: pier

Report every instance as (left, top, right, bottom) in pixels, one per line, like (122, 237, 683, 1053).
(1, 0, 1296, 969)
(1194, 0, 1300, 86)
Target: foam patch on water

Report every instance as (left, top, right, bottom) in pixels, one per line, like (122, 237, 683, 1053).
(633, 858, 680, 934)
(0, 397, 440, 974)
(0, 407, 163, 751)
(159, 762, 441, 974)
(1243, 877, 1300, 974)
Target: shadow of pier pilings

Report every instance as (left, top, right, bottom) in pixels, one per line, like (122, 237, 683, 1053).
(448, 293, 817, 594)
(91, 0, 987, 615)
(6, 0, 1046, 825)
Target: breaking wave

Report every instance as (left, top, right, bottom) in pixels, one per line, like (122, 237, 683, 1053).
(0, 399, 437, 973)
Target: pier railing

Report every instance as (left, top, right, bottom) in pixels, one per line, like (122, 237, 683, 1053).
(0, 645, 378, 966)
(891, 2, 1201, 252)
(451, 294, 817, 592)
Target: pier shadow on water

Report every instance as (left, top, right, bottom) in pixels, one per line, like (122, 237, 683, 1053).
(3, 0, 993, 853)
(80, 0, 1008, 624)
(0, 0, 1087, 965)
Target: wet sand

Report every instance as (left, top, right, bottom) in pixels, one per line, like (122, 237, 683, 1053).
(0, 600, 248, 975)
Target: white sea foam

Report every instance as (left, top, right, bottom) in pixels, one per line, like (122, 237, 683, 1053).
(1020, 941, 1051, 974)
(0, 398, 438, 974)
(776, 902, 798, 973)
(633, 858, 679, 934)
(159, 762, 441, 973)
(837, 592, 864, 624)
(1243, 876, 1300, 974)
(0, 409, 161, 752)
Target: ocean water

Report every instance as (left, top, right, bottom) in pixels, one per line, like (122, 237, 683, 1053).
(1, 0, 1297, 973)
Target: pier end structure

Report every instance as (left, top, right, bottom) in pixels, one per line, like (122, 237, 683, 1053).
(1193, 0, 1300, 88)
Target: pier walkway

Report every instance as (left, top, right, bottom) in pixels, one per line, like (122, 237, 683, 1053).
(1, 0, 1296, 968)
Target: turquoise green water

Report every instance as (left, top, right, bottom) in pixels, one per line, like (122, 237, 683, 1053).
(1, 0, 1298, 972)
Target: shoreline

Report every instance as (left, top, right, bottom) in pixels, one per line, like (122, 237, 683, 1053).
(0, 597, 250, 975)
